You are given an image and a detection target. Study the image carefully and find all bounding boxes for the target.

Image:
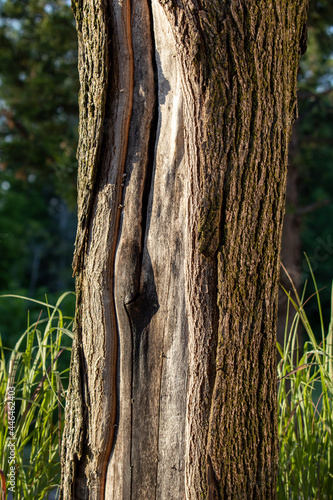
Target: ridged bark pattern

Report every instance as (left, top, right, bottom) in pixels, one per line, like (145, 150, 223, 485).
(159, 2, 308, 497)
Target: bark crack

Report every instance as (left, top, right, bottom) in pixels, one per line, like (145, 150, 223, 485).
(118, 1, 160, 497)
(138, 48, 158, 283)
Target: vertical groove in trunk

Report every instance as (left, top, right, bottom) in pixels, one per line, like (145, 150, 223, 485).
(62, 1, 309, 499)
(107, 1, 188, 497)
(105, 0, 157, 496)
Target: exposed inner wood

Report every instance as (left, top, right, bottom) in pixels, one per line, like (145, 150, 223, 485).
(106, 0, 188, 497)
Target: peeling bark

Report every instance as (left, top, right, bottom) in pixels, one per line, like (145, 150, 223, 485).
(62, 1, 309, 498)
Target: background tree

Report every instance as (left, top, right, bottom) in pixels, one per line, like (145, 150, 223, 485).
(0, 0, 78, 343)
(61, 1, 309, 499)
(278, 0, 333, 344)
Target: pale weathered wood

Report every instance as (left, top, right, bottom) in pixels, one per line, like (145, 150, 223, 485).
(105, 0, 155, 497)
(107, 1, 188, 497)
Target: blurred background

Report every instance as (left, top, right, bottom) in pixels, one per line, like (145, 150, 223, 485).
(0, 0, 332, 348)
(0, 0, 77, 345)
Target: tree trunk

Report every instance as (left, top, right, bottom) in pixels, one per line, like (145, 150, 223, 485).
(61, 1, 309, 498)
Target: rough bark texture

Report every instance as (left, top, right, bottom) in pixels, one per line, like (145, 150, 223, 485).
(61, 1, 309, 499)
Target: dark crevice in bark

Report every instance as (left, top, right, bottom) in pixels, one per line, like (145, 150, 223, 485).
(205, 257, 220, 494)
(98, 47, 126, 500)
(217, 149, 232, 253)
(121, 0, 158, 306)
(139, 1, 159, 284)
(120, 2, 160, 497)
(125, 273, 160, 497)
(101, 5, 130, 469)
(207, 454, 220, 500)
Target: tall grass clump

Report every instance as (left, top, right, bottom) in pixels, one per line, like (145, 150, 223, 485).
(277, 263, 333, 499)
(0, 293, 74, 499)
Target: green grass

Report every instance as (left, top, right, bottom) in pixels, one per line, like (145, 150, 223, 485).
(0, 292, 74, 499)
(277, 263, 333, 499)
(0, 268, 332, 498)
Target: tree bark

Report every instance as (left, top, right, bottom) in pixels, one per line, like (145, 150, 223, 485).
(61, 1, 309, 498)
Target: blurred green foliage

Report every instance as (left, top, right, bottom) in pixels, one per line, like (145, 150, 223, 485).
(0, 0, 332, 346)
(296, 0, 333, 330)
(0, 0, 78, 201)
(0, 0, 78, 345)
